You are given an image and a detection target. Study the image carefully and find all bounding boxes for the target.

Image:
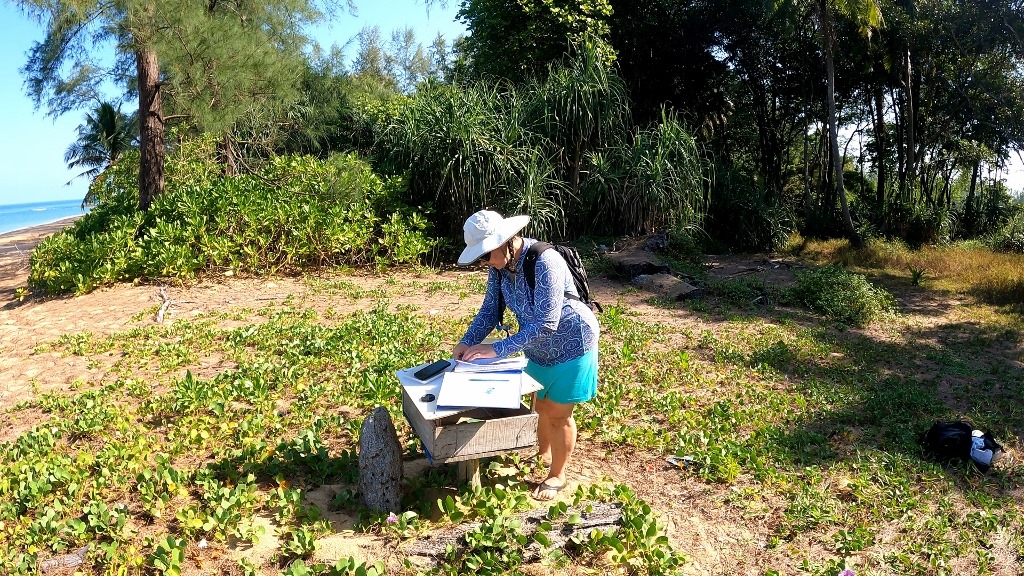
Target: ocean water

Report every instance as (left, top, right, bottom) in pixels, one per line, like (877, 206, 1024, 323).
(0, 199, 90, 235)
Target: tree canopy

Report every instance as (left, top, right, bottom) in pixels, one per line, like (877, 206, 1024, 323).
(16, 0, 341, 209)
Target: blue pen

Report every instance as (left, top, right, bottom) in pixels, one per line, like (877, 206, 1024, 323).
(468, 378, 506, 382)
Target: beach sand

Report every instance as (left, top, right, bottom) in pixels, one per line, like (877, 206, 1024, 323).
(0, 215, 82, 290)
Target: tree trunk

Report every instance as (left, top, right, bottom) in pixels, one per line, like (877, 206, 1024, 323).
(965, 158, 980, 235)
(872, 81, 887, 214)
(137, 47, 165, 212)
(821, 3, 861, 246)
(894, 87, 905, 200)
(942, 165, 952, 209)
(803, 120, 812, 216)
(819, 126, 832, 214)
(218, 135, 238, 176)
(904, 47, 916, 202)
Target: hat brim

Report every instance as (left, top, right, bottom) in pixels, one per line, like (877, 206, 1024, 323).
(457, 214, 530, 265)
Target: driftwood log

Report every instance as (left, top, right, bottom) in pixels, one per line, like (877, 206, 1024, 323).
(404, 501, 623, 564)
(38, 545, 89, 573)
(156, 286, 172, 324)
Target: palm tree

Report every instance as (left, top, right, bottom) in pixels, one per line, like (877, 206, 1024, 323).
(795, 0, 883, 247)
(64, 101, 138, 206)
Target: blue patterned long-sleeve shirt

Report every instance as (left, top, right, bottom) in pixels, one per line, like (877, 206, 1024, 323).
(459, 238, 599, 367)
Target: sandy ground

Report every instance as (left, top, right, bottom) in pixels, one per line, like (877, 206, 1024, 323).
(2, 220, 1020, 575)
(0, 216, 81, 291)
(0, 220, 774, 574)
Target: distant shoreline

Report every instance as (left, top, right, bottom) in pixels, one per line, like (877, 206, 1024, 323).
(0, 215, 82, 250)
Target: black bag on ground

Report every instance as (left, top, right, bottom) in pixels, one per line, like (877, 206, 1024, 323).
(921, 421, 974, 462)
(920, 420, 1003, 472)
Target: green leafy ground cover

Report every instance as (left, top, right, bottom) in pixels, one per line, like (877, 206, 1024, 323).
(1, 267, 1022, 575)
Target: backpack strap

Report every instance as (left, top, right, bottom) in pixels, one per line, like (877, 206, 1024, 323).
(494, 271, 510, 337)
(523, 241, 583, 306)
(523, 241, 548, 298)
(497, 242, 592, 334)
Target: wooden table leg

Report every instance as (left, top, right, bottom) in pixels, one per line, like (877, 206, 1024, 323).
(457, 459, 481, 489)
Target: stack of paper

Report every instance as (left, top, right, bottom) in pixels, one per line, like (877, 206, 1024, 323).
(435, 371, 523, 409)
(453, 356, 526, 373)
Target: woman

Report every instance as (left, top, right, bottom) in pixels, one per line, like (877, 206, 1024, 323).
(454, 210, 600, 501)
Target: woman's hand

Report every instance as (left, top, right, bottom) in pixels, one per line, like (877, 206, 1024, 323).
(453, 343, 470, 361)
(462, 344, 496, 362)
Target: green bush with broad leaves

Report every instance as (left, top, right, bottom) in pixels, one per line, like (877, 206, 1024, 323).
(784, 264, 898, 327)
(29, 135, 437, 295)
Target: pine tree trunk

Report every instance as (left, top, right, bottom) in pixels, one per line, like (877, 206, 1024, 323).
(137, 47, 165, 212)
(218, 135, 238, 176)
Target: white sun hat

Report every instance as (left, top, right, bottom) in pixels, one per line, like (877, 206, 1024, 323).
(457, 210, 531, 265)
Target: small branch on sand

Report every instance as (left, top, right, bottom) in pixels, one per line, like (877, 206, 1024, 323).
(39, 545, 89, 573)
(156, 286, 172, 324)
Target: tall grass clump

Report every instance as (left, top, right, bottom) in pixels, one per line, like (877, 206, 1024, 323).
(989, 210, 1024, 254)
(375, 34, 710, 242)
(785, 264, 898, 327)
(29, 136, 437, 295)
(592, 110, 709, 236)
(375, 81, 568, 239)
(528, 35, 631, 196)
(791, 236, 1024, 305)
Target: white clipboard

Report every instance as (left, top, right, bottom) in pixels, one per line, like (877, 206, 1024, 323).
(435, 372, 522, 409)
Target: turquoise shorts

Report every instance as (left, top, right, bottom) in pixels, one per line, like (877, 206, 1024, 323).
(526, 347, 598, 405)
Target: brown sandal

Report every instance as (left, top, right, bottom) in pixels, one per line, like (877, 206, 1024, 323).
(531, 479, 567, 501)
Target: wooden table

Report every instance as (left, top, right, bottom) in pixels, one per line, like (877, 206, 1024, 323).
(398, 360, 542, 488)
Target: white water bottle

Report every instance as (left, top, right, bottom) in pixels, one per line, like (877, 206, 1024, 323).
(970, 430, 993, 466)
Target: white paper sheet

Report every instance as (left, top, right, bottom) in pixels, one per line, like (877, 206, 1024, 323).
(435, 371, 523, 409)
(397, 361, 542, 420)
(452, 356, 527, 373)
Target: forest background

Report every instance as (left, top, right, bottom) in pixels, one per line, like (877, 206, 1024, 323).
(8, 0, 1024, 296)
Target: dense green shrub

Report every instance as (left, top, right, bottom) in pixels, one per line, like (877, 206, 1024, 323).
(882, 199, 951, 247)
(785, 264, 898, 327)
(29, 140, 437, 295)
(376, 37, 709, 241)
(988, 210, 1024, 254)
(704, 160, 792, 252)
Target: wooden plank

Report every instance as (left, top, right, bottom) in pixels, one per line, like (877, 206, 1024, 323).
(432, 413, 537, 461)
(432, 446, 534, 464)
(402, 388, 539, 465)
(456, 459, 481, 488)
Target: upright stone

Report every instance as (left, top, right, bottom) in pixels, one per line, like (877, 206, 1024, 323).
(358, 406, 403, 513)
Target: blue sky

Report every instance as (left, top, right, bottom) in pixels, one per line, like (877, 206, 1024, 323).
(0, 0, 466, 206)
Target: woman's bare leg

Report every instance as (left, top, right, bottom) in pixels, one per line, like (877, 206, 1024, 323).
(535, 406, 552, 465)
(533, 397, 576, 500)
